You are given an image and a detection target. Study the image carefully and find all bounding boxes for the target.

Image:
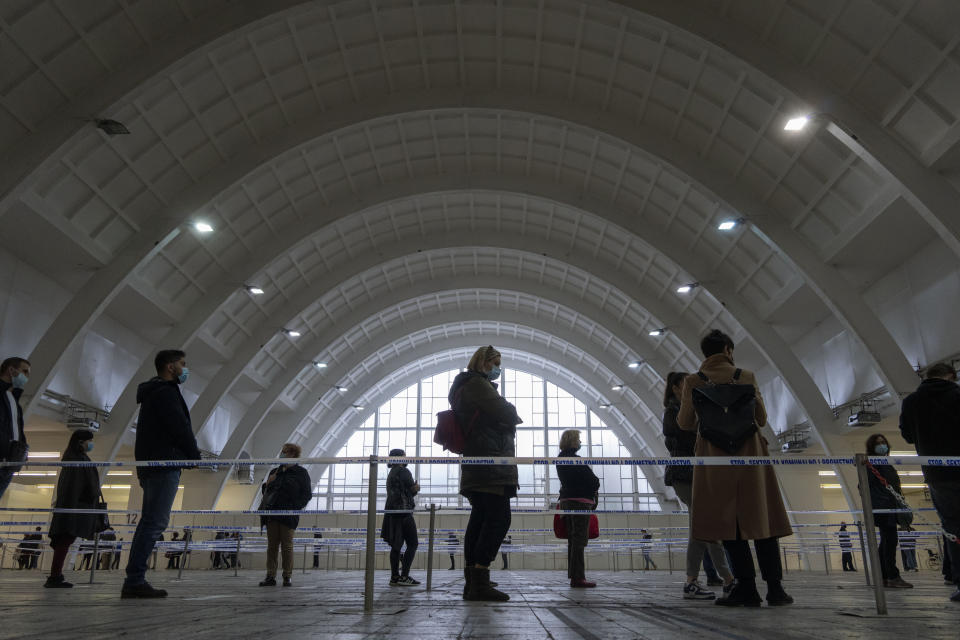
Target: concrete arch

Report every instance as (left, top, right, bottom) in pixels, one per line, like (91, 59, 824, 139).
(25, 97, 915, 425)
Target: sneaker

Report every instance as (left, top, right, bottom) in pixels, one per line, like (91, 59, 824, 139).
(683, 581, 715, 600)
(571, 579, 597, 588)
(259, 577, 277, 587)
(390, 575, 401, 586)
(706, 578, 724, 587)
(722, 580, 736, 596)
(715, 582, 761, 607)
(883, 577, 913, 589)
(282, 577, 292, 587)
(43, 575, 73, 589)
(121, 582, 168, 599)
(396, 575, 420, 586)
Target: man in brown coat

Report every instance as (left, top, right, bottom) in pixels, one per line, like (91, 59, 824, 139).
(678, 329, 793, 607)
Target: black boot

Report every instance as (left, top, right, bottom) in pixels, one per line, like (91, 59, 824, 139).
(43, 575, 72, 589)
(465, 567, 509, 602)
(462, 566, 472, 600)
(765, 580, 794, 606)
(715, 579, 762, 607)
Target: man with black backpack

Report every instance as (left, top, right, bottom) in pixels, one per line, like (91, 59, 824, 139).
(677, 330, 793, 607)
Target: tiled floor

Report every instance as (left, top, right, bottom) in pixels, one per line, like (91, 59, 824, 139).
(0, 569, 954, 639)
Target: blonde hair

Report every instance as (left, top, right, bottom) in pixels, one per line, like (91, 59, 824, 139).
(281, 442, 302, 458)
(559, 429, 581, 451)
(467, 345, 501, 372)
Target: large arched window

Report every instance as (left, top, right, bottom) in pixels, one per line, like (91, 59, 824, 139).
(314, 369, 661, 511)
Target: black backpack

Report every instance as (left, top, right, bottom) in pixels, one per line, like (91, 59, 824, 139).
(691, 369, 758, 454)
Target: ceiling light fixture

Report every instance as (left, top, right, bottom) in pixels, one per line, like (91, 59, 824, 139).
(784, 115, 811, 131)
(717, 218, 746, 231)
(334, 385, 348, 393)
(627, 361, 642, 369)
(313, 362, 327, 369)
(599, 403, 612, 409)
(611, 384, 624, 391)
(676, 282, 699, 294)
(194, 221, 214, 233)
(283, 329, 301, 338)
(96, 118, 130, 136)
(27, 452, 61, 459)
(352, 405, 365, 411)
(648, 328, 666, 337)
(245, 285, 264, 295)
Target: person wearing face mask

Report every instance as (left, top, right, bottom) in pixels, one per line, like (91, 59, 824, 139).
(0, 357, 31, 500)
(555, 429, 599, 587)
(863, 433, 912, 589)
(381, 448, 421, 586)
(121, 350, 202, 599)
(45, 429, 104, 588)
(258, 443, 312, 587)
(450, 345, 522, 602)
(899, 362, 960, 602)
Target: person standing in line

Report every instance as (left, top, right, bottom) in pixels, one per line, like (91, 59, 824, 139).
(500, 535, 512, 570)
(98, 527, 116, 571)
(678, 330, 794, 607)
(863, 433, 912, 589)
(447, 532, 458, 570)
(381, 448, 421, 586)
(122, 350, 202, 599)
(78, 539, 93, 571)
(0, 357, 31, 501)
(312, 532, 323, 569)
(166, 532, 180, 569)
(662, 371, 734, 599)
(451, 345, 522, 602)
(899, 526, 918, 572)
(45, 429, 102, 588)
(258, 443, 312, 587)
(113, 538, 122, 570)
(899, 362, 960, 602)
(555, 429, 599, 588)
(640, 530, 657, 570)
(229, 532, 241, 569)
(838, 523, 856, 572)
(211, 530, 225, 569)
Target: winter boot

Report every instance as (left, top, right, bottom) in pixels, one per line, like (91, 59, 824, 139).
(465, 567, 509, 602)
(715, 579, 762, 607)
(765, 580, 794, 606)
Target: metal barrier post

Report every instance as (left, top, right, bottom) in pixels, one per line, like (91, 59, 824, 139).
(856, 521, 871, 586)
(666, 544, 672, 574)
(426, 504, 436, 591)
(363, 456, 378, 613)
(823, 544, 830, 574)
(783, 547, 788, 574)
(234, 535, 240, 577)
(854, 453, 888, 615)
(302, 543, 308, 575)
(88, 531, 100, 584)
(177, 530, 190, 580)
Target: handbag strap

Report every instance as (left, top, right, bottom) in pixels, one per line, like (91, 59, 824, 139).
(865, 460, 909, 506)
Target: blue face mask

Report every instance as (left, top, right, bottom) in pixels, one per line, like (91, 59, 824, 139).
(487, 365, 501, 381)
(85, 441, 94, 452)
(11, 372, 27, 389)
(177, 367, 190, 385)
(875, 444, 889, 455)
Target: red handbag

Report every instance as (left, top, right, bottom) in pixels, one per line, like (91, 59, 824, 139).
(553, 513, 599, 539)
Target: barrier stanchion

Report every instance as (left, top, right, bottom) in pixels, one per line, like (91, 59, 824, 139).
(177, 530, 190, 580)
(666, 544, 672, 574)
(822, 544, 829, 574)
(362, 456, 378, 613)
(426, 504, 436, 591)
(234, 536, 240, 577)
(854, 454, 887, 615)
(856, 521, 871, 586)
(302, 543, 308, 575)
(88, 531, 99, 584)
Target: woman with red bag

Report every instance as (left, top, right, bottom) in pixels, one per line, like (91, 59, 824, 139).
(556, 429, 600, 588)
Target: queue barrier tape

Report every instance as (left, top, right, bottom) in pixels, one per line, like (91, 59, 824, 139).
(3, 454, 959, 468)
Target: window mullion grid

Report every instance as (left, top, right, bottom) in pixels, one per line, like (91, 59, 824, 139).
(542, 377, 549, 509)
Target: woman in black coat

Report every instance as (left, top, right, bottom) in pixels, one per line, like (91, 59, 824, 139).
(381, 448, 420, 586)
(258, 442, 312, 587)
(45, 429, 102, 588)
(555, 429, 599, 588)
(864, 433, 912, 589)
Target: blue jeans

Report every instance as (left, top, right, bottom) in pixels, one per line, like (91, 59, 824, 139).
(0, 469, 14, 500)
(124, 469, 180, 586)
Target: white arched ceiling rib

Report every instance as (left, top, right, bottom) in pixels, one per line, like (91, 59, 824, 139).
(213, 332, 672, 508)
(220, 310, 671, 463)
(187, 279, 686, 450)
(25, 99, 916, 427)
(15, 1, 928, 404)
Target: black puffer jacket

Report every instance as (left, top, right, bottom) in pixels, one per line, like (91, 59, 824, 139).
(134, 377, 202, 475)
(259, 464, 313, 529)
(899, 378, 960, 482)
(385, 465, 417, 511)
(556, 449, 600, 501)
(48, 450, 102, 540)
(662, 400, 696, 486)
(449, 371, 522, 495)
(866, 462, 901, 510)
(0, 380, 26, 462)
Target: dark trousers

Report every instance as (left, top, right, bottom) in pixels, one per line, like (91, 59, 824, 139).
(841, 551, 855, 571)
(313, 552, 320, 568)
(929, 479, 960, 585)
(876, 515, 900, 581)
(723, 535, 783, 584)
(562, 500, 591, 580)
(449, 554, 456, 569)
(49, 535, 75, 578)
(387, 515, 418, 578)
(464, 492, 512, 567)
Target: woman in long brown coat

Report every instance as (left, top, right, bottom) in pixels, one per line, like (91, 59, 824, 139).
(678, 329, 793, 608)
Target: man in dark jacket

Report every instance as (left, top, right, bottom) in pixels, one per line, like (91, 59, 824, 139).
(122, 349, 201, 599)
(0, 357, 31, 500)
(899, 362, 960, 601)
(258, 442, 312, 587)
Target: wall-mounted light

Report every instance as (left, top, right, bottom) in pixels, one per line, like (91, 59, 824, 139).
(245, 285, 264, 295)
(648, 328, 666, 337)
(283, 329, 301, 338)
(676, 282, 699, 294)
(194, 221, 214, 233)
